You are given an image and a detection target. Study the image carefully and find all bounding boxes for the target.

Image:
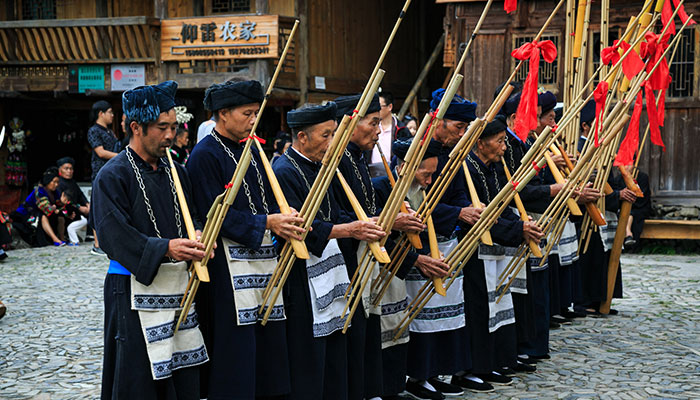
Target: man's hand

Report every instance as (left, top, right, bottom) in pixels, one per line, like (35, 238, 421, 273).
(195, 229, 215, 259)
(522, 221, 544, 243)
(575, 183, 602, 204)
(393, 212, 426, 234)
(167, 238, 207, 261)
(549, 183, 565, 197)
(266, 211, 306, 241)
(619, 188, 637, 203)
(79, 205, 90, 215)
(550, 154, 567, 170)
(346, 220, 386, 241)
(459, 207, 482, 225)
(414, 255, 450, 278)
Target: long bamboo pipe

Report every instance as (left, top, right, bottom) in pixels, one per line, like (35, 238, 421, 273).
(426, 215, 447, 296)
(499, 159, 543, 257)
(462, 161, 494, 245)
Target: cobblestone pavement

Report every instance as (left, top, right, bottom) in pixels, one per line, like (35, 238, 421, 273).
(0, 247, 698, 399)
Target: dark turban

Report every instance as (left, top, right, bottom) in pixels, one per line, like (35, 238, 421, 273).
(122, 80, 178, 124)
(538, 91, 557, 115)
(56, 157, 75, 168)
(40, 167, 59, 187)
(500, 92, 521, 117)
(580, 99, 596, 125)
(334, 94, 381, 121)
(392, 138, 443, 162)
(203, 80, 264, 112)
(430, 89, 477, 123)
(287, 102, 338, 129)
(481, 115, 508, 139)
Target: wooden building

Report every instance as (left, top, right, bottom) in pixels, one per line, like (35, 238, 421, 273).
(440, 0, 700, 207)
(0, 0, 445, 210)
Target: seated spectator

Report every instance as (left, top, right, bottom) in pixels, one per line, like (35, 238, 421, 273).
(0, 211, 10, 260)
(11, 167, 66, 247)
(57, 157, 90, 245)
(59, 188, 86, 246)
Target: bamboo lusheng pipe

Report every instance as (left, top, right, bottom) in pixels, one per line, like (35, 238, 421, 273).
(556, 143, 607, 225)
(368, 75, 465, 303)
(500, 159, 543, 257)
(621, 12, 653, 93)
(376, 143, 423, 249)
(462, 161, 494, 246)
(572, 0, 588, 58)
(260, 70, 387, 324)
(398, 33, 445, 120)
(544, 152, 584, 216)
(394, 156, 551, 339)
(425, 215, 447, 296)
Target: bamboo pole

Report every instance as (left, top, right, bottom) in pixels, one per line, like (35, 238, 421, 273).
(426, 215, 447, 296)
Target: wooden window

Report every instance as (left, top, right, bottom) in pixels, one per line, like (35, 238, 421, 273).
(21, 0, 56, 19)
(667, 27, 697, 98)
(211, 0, 252, 14)
(512, 33, 560, 92)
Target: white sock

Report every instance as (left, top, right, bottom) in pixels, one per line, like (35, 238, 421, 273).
(492, 370, 503, 376)
(419, 380, 437, 392)
(465, 375, 484, 384)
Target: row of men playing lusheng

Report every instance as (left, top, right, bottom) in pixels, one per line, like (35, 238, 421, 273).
(93, 78, 643, 400)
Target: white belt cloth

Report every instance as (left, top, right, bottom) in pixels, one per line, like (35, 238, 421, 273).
(502, 246, 527, 295)
(131, 261, 208, 380)
(305, 238, 351, 337)
(406, 238, 465, 334)
(378, 275, 409, 349)
(478, 245, 516, 333)
(357, 242, 382, 318)
(222, 230, 284, 325)
(600, 211, 618, 252)
(552, 220, 579, 265)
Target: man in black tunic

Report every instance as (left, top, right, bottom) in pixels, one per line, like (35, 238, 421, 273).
(93, 80, 209, 400)
(186, 80, 305, 399)
(273, 102, 386, 399)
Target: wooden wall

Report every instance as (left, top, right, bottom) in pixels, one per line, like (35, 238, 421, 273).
(445, 0, 700, 203)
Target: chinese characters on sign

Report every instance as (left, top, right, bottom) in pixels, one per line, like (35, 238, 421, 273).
(161, 16, 279, 61)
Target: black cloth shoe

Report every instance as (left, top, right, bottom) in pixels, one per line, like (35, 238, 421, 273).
(608, 308, 619, 315)
(383, 395, 412, 400)
(450, 375, 494, 393)
(549, 320, 561, 329)
(529, 354, 551, 360)
(498, 367, 516, 376)
(474, 372, 513, 386)
(0, 301, 6, 320)
(427, 378, 464, 397)
(551, 315, 573, 325)
(405, 379, 445, 400)
(517, 355, 538, 365)
(562, 309, 586, 319)
(513, 361, 537, 373)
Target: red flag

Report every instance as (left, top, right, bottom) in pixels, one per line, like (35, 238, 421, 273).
(661, 0, 677, 35)
(614, 93, 643, 167)
(644, 81, 665, 151)
(672, 0, 697, 26)
(601, 40, 645, 80)
(504, 0, 517, 14)
(511, 40, 557, 142)
(593, 81, 609, 147)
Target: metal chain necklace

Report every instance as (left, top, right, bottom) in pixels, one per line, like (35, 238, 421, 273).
(125, 147, 183, 239)
(344, 149, 377, 215)
(466, 153, 501, 203)
(211, 130, 270, 215)
(504, 137, 516, 173)
(284, 150, 331, 221)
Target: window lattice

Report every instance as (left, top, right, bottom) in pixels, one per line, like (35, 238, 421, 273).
(22, 0, 56, 19)
(211, 0, 251, 13)
(514, 34, 559, 86)
(668, 28, 695, 98)
(276, 25, 297, 73)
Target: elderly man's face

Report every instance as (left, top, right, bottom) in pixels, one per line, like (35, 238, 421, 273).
(351, 111, 381, 151)
(58, 163, 74, 180)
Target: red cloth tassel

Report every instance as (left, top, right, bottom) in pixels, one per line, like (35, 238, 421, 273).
(614, 92, 643, 167)
(239, 134, 267, 144)
(644, 81, 665, 151)
(601, 40, 644, 80)
(672, 0, 697, 26)
(511, 40, 557, 142)
(504, 0, 517, 14)
(593, 81, 609, 147)
(661, 0, 677, 36)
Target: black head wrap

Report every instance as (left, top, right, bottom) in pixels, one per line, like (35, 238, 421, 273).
(580, 99, 596, 125)
(287, 102, 338, 129)
(334, 94, 381, 121)
(500, 92, 521, 116)
(40, 167, 59, 186)
(429, 89, 477, 122)
(392, 138, 442, 162)
(480, 115, 508, 139)
(122, 80, 178, 124)
(203, 80, 264, 112)
(538, 91, 557, 115)
(56, 157, 75, 168)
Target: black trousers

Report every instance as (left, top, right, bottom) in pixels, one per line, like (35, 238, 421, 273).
(102, 274, 200, 400)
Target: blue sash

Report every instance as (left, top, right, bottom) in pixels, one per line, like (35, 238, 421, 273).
(108, 260, 131, 275)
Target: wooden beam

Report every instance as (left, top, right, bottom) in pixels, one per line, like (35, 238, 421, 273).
(640, 220, 700, 240)
(296, 0, 309, 106)
(0, 16, 159, 28)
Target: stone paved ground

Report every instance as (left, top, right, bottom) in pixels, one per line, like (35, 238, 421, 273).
(0, 247, 698, 399)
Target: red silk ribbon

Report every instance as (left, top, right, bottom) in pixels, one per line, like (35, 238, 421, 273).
(672, 0, 697, 26)
(644, 81, 665, 151)
(640, 31, 671, 136)
(511, 40, 558, 142)
(662, 0, 677, 35)
(239, 134, 267, 144)
(504, 0, 517, 14)
(600, 40, 644, 80)
(592, 81, 609, 147)
(614, 91, 643, 167)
